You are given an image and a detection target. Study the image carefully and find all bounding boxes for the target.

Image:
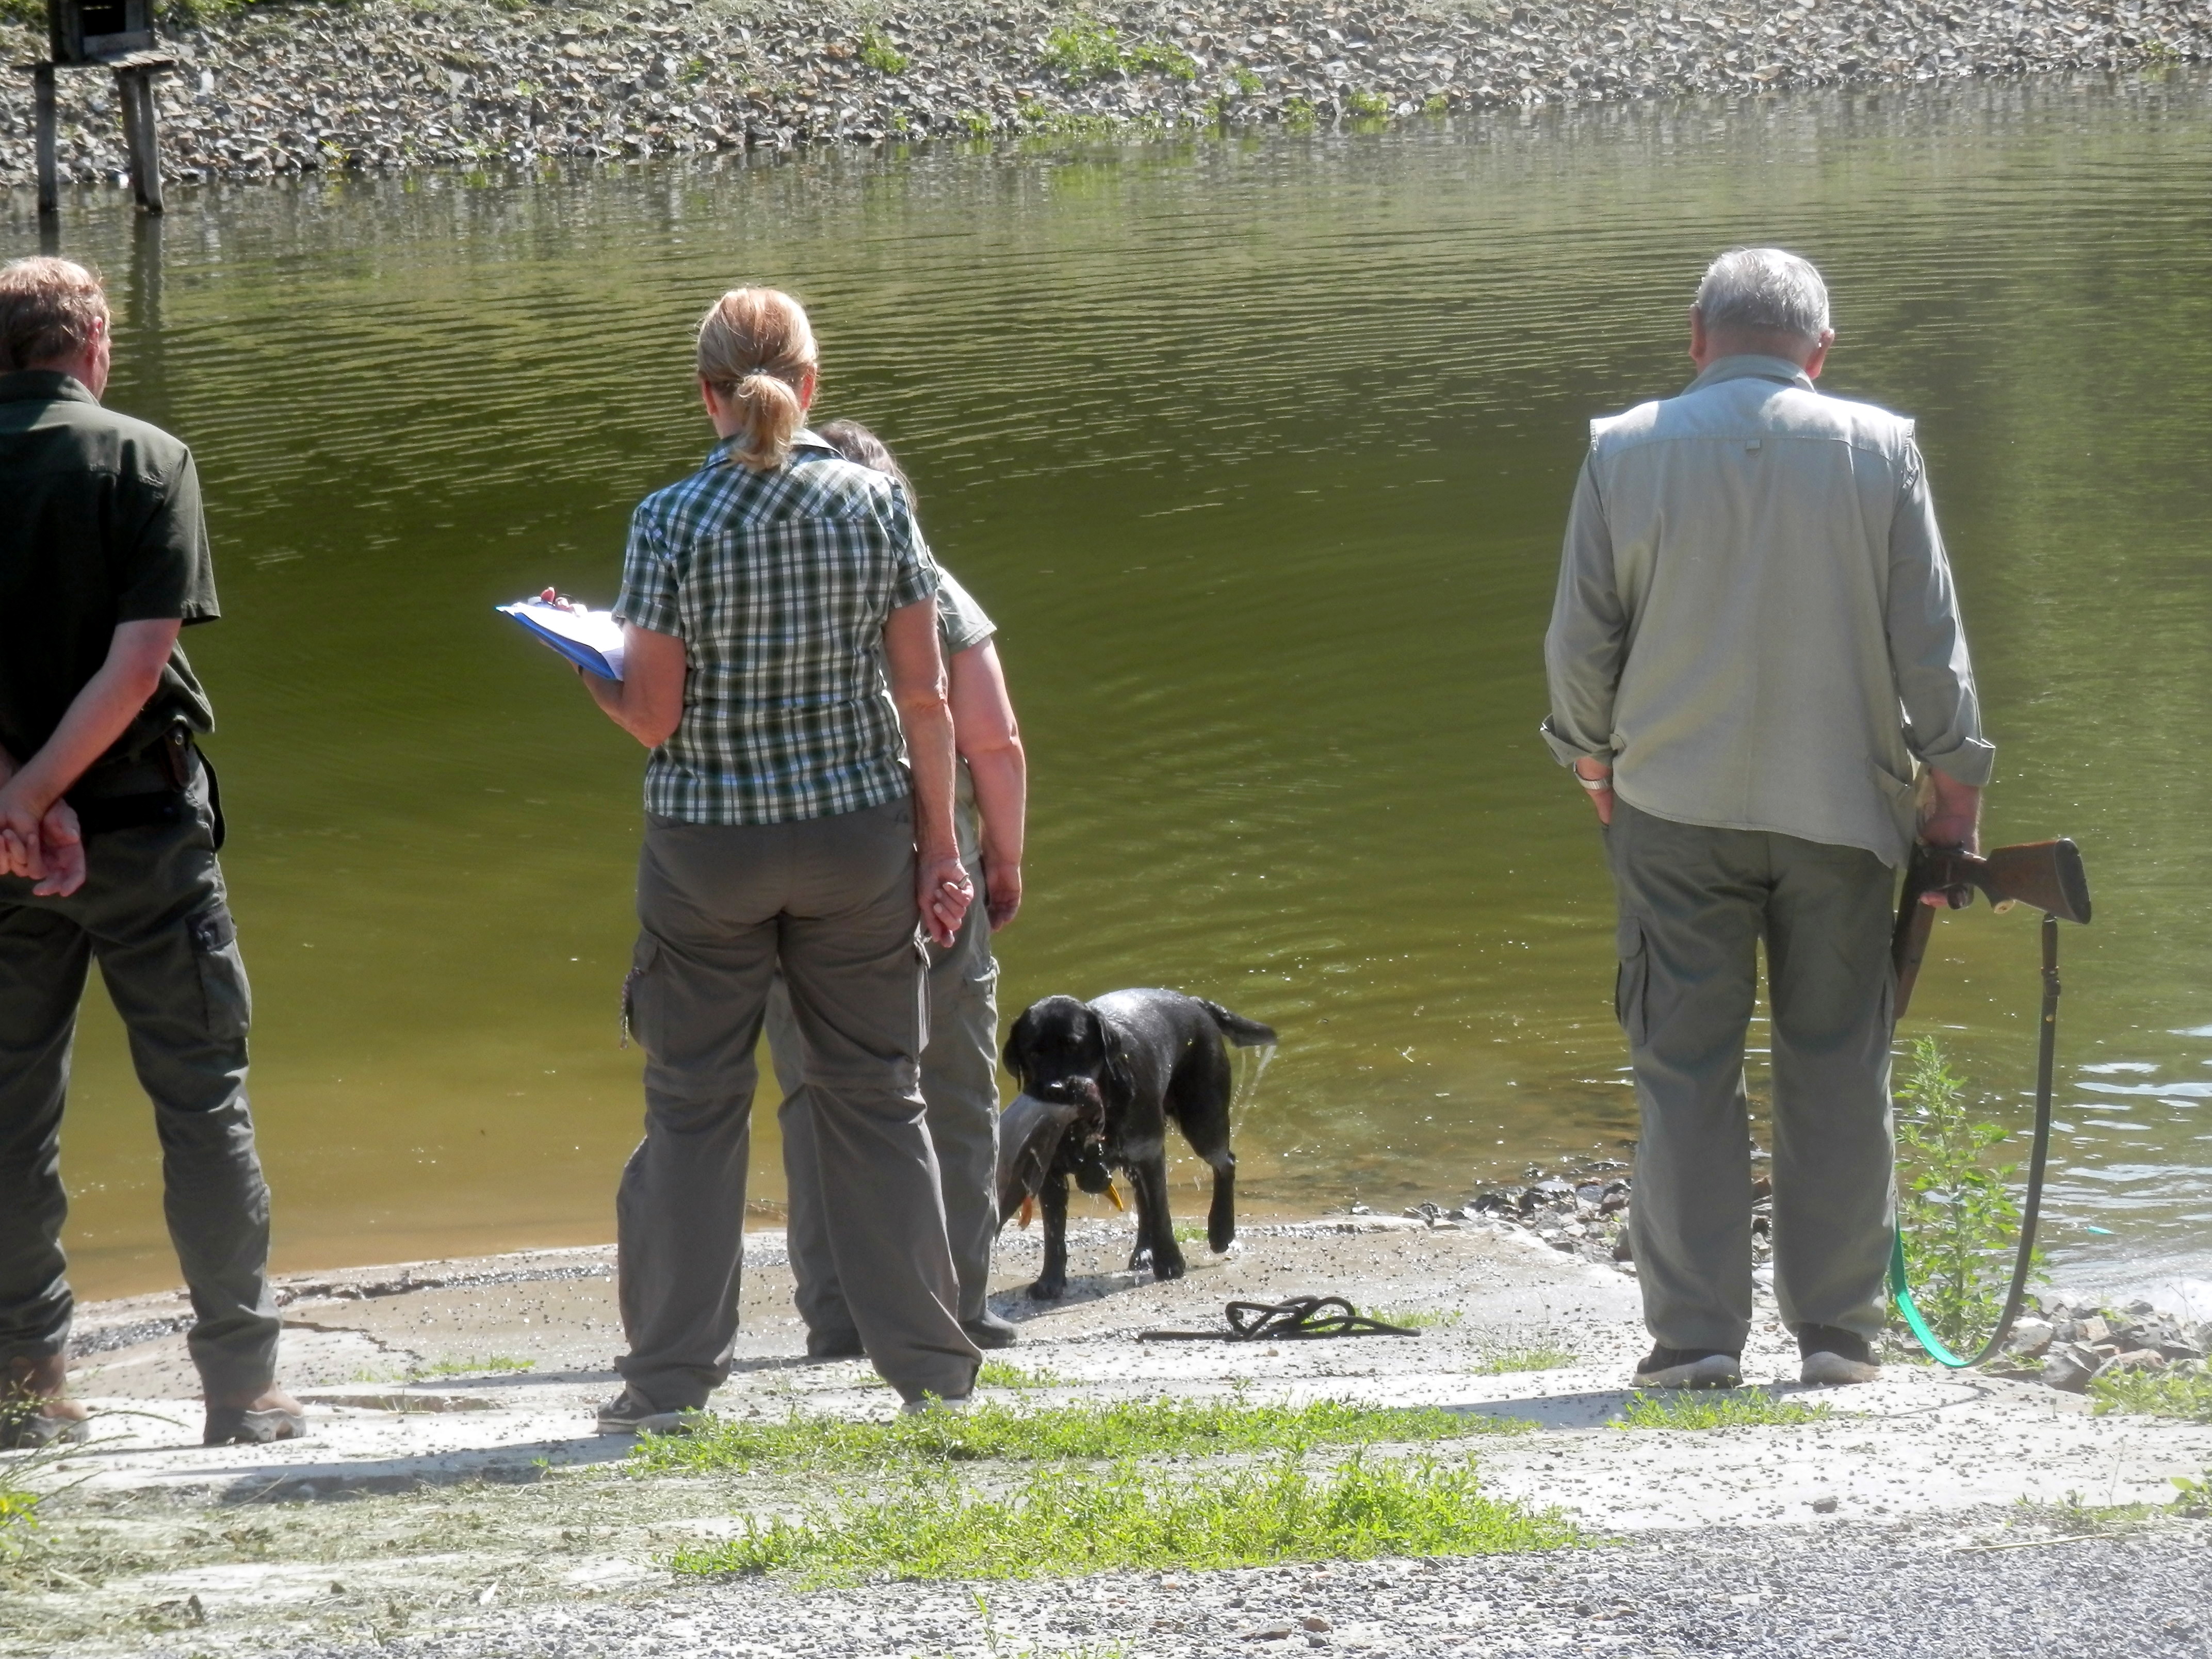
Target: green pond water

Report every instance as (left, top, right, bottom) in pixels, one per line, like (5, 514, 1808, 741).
(12, 69, 2211, 1305)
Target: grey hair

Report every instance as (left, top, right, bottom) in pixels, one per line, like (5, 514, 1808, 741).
(1693, 248, 1830, 341)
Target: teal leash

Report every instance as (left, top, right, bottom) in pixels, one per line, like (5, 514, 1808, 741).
(1889, 912, 2061, 1369)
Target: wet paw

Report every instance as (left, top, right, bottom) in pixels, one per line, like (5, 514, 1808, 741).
(1027, 1277, 1066, 1302)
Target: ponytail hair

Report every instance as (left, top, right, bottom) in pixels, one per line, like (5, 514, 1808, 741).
(696, 287, 818, 471)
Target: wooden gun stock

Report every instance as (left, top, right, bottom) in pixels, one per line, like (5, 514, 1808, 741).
(1891, 838, 2091, 1020)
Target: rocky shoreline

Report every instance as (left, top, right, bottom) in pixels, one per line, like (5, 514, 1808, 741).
(1401, 1162, 2212, 1401)
(1, 0, 2206, 189)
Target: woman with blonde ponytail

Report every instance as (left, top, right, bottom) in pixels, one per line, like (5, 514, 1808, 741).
(574, 287, 981, 1427)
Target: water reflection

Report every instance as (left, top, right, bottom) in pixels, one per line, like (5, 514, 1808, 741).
(12, 69, 2210, 1300)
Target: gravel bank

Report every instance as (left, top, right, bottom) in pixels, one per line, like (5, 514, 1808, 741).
(1, 0, 2206, 188)
(256, 1514, 2212, 1658)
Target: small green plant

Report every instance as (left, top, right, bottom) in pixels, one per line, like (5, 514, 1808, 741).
(680, 57, 709, 85)
(1612, 1390, 1833, 1430)
(1346, 89, 1390, 117)
(2089, 1367, 2212, 1424)
(1423, 93, 1449, 116)
(674, 1454, 1579, 1584)
(1281, 97, 1318, 131)
(630, 1396, 1530, 1476)
(957, 109, 995, 137)
(1893, 1037, 2043, 1351)
(1229, 67, 1264, 96)
(1042, 21, 1196, 84)
(2171, 1469, 2211, 1517)
(859, 27, 907, 75)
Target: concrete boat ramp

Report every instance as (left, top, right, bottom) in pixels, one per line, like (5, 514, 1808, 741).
(14, 1217, 2211, 1656)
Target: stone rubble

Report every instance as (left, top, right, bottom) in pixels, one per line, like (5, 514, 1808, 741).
(1388, 1164, 2212, 1401)
(0, 0, 2205, 188)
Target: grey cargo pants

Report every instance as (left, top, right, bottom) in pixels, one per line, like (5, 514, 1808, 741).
(768, 798, 1000, 1336)
(0, 761, 281, 1400)
(1605, 798, 1897, 1354)
(615, 796, 980, 1408)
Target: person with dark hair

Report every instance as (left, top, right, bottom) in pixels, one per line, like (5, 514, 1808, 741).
(766, 419, 1028, 1357)
(576, 289, 981, 1427)
(1543, 248, 1992, 1393)
(0, 256, 303, 1448)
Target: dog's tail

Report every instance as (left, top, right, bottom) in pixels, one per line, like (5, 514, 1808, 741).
(1198, 999, 1277, 1048)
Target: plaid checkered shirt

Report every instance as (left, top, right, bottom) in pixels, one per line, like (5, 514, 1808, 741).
(613, 430, 938, 825)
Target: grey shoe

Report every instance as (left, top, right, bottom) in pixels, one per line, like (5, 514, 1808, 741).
(1633, 1346, 1742, 1389)
(898, 1394, 972, 1417)
(963, 1311, 1019, 1350)
(1798, 1325, 1881, 1386)
(203, 1404, 307, 1446)
(595, 1388, 697, 1436)
(0, 1405, 90, 1451)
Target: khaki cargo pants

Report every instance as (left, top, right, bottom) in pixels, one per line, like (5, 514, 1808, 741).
(1605, 798, 1898, 1354)
(769, 793, 1000, 1337)
(615, 796, 979, 1408)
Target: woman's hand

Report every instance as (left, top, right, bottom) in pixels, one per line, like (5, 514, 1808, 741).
(918, 849, 973, 949)
(985, 859, 1021, 931)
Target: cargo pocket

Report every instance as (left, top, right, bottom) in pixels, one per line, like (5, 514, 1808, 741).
(622, 933, 662, 1053)
(1613, 916, 1650, 1049)
(188, 909, 252, 1043)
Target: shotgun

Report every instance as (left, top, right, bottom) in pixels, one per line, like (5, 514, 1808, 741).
(1890, 838, 2092, 1020)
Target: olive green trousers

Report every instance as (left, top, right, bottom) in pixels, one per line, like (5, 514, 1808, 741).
(1605, 798, 1898, 1354)
(0, 765, 279, 1400)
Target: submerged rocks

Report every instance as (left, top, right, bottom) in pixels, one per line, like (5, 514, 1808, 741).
(1, 0, 2206, 188)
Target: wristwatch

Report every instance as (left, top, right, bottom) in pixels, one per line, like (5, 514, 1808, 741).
(1575, 770, 1613, 792)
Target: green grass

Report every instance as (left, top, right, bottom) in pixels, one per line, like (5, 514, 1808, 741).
(978, 1360, 1063, 1390)
(411, 1355, 532, 1379)
(2171, 1470, 2210, 1517)
(1471, 1345, 1577, 1375)
(2090, 1367, 2212, 1424)
(1363, 1305, 1460, 1330)
(673, 1454, 1580, 1585)
(630, 1396, 1531, 1477)
(1612, 1390, 1834, 1430)
(1346, 90, 1390, 117)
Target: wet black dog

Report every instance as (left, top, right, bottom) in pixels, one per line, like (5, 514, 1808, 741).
(998, 988, 1276, 1300)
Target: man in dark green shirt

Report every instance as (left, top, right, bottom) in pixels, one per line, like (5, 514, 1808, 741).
(0, 256, 301, 1449)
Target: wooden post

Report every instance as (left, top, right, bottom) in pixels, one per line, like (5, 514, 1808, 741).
(34, 62, 59, 217)
(118, 64, 164, 214)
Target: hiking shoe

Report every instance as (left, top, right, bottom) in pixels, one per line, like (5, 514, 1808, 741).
(2, 1355, 90, 1450)
(1798, 1326, 1881, 1386)
(0, 1404, 90, 1451)
(203, 1394, 308, 1446)
(898, 1393, 972, 1418)
(1633, 1345, 1742, 1389)
(963, 1311, 1019, 1351)
(805, 1328, 866, 1361)
(595, 1389, 697, 1436)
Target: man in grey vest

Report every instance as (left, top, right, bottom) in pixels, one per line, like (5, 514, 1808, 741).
(1542, 248, 1992, 1389)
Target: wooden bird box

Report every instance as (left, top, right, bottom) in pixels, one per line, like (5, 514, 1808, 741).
(47, 0, 157, 67)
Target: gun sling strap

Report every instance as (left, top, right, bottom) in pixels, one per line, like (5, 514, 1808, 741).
(1889, 838, 2088, 1369)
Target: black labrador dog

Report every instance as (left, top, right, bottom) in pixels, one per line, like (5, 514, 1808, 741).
(998, 988, 1276, 1300)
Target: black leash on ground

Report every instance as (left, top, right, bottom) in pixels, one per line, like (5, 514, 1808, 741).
(1136, 1295, 1420, 1343)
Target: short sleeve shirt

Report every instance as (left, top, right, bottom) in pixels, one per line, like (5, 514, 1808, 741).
(934, 567, 995, 659)
(0, 372, 218, 771)
(614, 430, 939, 825)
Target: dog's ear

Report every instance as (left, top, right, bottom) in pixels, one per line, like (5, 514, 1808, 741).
(1092, 1007, 1137, 1107)
(1003, 1003, 1038, 1093)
